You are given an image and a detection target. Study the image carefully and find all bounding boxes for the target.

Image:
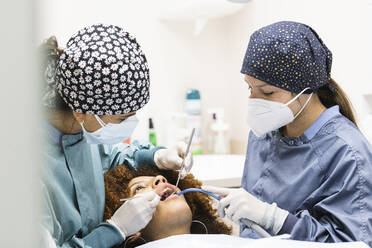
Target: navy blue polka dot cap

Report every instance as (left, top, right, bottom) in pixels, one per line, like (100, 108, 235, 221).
(241, 21, 332, 94)
(56, 24, 150, 115)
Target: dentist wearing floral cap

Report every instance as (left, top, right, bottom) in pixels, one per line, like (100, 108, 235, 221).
(41, 24, 192, 248)
(204, 21, 372, 245)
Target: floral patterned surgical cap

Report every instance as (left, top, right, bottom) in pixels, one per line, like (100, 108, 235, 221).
(55, 24, 150, 115)
(241, 21, 332, 93)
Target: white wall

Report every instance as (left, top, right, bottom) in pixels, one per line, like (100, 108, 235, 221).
(39, 0, 372, 153)
(0, 0, 39, 247)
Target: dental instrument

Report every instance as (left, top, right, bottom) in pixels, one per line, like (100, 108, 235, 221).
(119, 195, 142, 202)
(177, 188, 271, 238)
(175, 128, 195, 189)
(120, 188, 171, 202)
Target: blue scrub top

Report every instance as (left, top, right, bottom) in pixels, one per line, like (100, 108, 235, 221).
(241, 106, 372, 246)
(41, 123, 162, 248)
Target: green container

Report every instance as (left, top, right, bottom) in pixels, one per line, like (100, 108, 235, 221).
(149, 118, 157, 146)
(149, 130, 157, 146)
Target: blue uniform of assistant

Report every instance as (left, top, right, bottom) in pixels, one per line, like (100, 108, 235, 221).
(41, 123, 162, 248)
(241, 106, 372, 246)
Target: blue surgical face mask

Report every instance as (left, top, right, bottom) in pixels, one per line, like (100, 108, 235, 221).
(80, 115, 139, 144)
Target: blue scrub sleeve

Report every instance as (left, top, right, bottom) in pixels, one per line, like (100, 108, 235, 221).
(289, 147, 372, 245)
(41, 186, 124, 248)
(82, 223, 124, 247)
(107, 140, 165, 170)
(49, 223, 123, 248)
(278, 213, 299, 235)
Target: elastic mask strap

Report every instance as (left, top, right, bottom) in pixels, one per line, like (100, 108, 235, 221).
(94, 115, 106, 127)
(285, 87, 311, 106)
(294, 92, 313, 119)
(79, 121, 86, 130)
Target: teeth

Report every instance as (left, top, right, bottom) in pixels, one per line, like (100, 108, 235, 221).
(160, 187, 174, 201)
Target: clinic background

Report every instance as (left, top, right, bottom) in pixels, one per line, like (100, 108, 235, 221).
(0, 0, 371, 247)
(38, 0, 372, 153)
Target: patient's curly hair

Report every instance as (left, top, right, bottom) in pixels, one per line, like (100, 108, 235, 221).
(104, 165, 231, 246)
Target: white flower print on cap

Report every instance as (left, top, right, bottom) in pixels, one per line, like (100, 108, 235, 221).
(55, 23, 150, 115)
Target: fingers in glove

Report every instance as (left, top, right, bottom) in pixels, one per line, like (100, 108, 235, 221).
(179, 169, 188, 179)
(141, 212, 153, 227)
(176, 141, 188, 157)
(231, 212, 242, 224)
(140, 191, 159, 201)
(183, 153, 193, 172)
(225, 198, 241, 218)
(217, 196, 231, 218)
(217, 203, 226, 218)
(149, 194, 160, 208)
(174, 157, 184, 169)
(201, 185, 231, 197)
(226, 207, 243, 225)
(224, 203, 244, 224)
(224, 206, 234, 220)
(230, 208, 244, 224)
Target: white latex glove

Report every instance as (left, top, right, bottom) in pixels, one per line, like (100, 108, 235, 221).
(202, 185, 288, 235)
(154, 141, 193, 178)
(107, 191, 160, 239)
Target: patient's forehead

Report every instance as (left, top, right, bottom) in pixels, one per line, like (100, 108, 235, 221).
(128, 176, 154, 187)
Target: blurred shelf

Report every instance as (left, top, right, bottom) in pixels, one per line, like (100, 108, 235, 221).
(190, 154, 245, 188)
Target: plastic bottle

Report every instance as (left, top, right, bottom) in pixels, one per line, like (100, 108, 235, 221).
(185, 89, 203, 155)
(211, 110, 230, 154)
(205, 112, 217, 154)
(149, 118, 157, 146)
(185, 89, 201, 115)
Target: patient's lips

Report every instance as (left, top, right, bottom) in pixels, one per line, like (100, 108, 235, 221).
(160, 188, 174, 201)
(163, 191, 178, 201)
(155, 183, 179, 201)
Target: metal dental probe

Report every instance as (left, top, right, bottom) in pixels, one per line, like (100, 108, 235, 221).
(175, 128, 195, 189)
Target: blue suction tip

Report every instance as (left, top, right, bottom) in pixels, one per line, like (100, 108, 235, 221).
(177, 188, 221, 201)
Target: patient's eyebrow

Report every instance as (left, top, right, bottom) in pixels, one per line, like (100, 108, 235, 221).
(129, 181, 143, 189)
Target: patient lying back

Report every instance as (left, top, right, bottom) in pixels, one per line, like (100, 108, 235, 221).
(104, 165, 231, 247)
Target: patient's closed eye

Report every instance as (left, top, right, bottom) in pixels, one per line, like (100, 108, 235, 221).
(262, 91, 274, 96)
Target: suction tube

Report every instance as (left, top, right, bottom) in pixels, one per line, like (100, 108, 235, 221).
(177, 188, 271, 238)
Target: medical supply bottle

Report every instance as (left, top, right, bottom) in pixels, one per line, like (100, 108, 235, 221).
(211, 110, 230, 154)
(185, 89, 203, 155)
(149, 118, 157, 146)
(205, 112, 217, 154)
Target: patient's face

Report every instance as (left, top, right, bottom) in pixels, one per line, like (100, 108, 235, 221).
(128, 175, 192, 240)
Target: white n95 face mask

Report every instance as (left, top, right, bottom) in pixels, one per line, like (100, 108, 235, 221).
(80, 115, 139, 144)
(247, 88, 313, 137)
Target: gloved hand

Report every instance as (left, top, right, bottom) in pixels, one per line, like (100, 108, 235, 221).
(202, 185, 288, 234)
(154, 141, 193, 178)
(107, 191, 160, 239)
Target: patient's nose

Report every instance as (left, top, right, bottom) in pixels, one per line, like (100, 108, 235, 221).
(153, 175, 167, 188)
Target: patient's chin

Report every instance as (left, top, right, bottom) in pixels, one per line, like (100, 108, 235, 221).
(141, 197, 192, 241)
(156, 196, 191, 222)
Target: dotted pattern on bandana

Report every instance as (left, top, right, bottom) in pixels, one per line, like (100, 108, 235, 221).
(241, 21, 332, 94)
(55, 24, 150, 115)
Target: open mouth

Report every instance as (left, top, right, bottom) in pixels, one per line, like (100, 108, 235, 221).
(160, 187, 175, 201)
